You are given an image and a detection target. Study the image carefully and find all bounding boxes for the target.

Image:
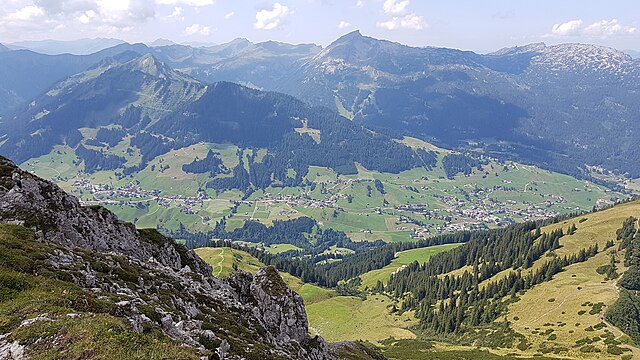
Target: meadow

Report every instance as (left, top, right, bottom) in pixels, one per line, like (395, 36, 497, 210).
(20, 137, 624, 242)
(359, 244, 462, 289)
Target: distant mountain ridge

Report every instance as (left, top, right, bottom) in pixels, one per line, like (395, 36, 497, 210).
(276, 32, 640, 178)
(7, 38, 126, 55)
(1, 32, 638, 179)
(0, 53, 432, 193)
(0, 42, 151, 115)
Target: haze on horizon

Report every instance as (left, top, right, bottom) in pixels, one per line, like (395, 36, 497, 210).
(0, 0, 638, 53)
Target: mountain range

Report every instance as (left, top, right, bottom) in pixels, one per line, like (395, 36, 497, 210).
(0, 53, 430, 194)
(6, 38, 126, 55)
(1, 32, 640, 360)
(1, 31, 639, 180)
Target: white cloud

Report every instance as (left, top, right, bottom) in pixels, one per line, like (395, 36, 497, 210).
(224, 11, 234, 20)
(377, 14, 425, 30)
(184, 23, 210, 35)
(551, 19, 637, 38)
(356, 0, 364, 7)
(383, 0, 408, 16)
(168, 6, 183, 18)
(254, 3, 290, 30)
(377, 0, 425, 31)
(5, 5, 45, 21)
(338, 20, 351, 29)
(19, 0, 156, 31)
(585, 19, 637, 36)
(551, 19, 583, 36)
(78, 9, 97, 23)
(155, 0, 213, 6)
(0, 0, 161, 39)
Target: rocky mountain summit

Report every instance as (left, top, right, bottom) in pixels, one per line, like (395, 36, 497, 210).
(0, 155, 379, 359)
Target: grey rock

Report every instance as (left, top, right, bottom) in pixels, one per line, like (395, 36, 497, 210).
(0, 334, 24, 360)
(0, 157, 339, 359)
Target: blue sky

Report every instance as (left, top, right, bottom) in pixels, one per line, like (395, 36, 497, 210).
(0, 0, 638, 52)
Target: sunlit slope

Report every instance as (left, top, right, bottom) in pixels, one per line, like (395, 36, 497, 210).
(195, 246, 418, 344)
(504, 201, 640, 359)
(194, 247, 334, 305)
(359, 243, 462, 289)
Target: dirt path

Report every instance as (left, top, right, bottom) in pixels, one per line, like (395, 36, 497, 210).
(213, 248, 225, 277)
(527, 298, 567, 325)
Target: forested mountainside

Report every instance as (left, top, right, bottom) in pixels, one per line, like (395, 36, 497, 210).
(0, 53, 433, 192)
(0, 43, 150, 114)
(1, 32, 638, 178)
(280, 31, 640, 179)
(0, 156, 385, 359)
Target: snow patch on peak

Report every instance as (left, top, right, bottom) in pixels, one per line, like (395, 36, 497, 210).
(532, 43, 634, 74)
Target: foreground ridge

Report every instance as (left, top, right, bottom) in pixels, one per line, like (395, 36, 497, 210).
(0, 155, 381, 359)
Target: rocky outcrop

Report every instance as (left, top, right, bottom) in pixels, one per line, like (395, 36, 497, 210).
(0, 334, 25, 360)
(0, 156, 338, 359)
(0, 157, 208, 274)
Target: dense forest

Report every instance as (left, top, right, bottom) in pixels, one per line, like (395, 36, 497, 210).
(76, 144, 126, 173)
(182, 149, 228, 176)
(95, 127, 127, 147)
(442, 153, 484, 179)
(606, 217, 640, 343)
(199, 233, 470, 287)
(171, 213, 580, 288)
(202, 216, 383, 254)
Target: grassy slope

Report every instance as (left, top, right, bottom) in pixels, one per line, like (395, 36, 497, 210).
(265, 243, 302, 254)
(0, 224, 203, 359)
(429, 201, 640, 359)
(306, 294, 418, 344)
(359, 244, 462, 289)
(383, 339, 557, 360)
(503, 201, 640, 359)
(194, 247, 417, 344)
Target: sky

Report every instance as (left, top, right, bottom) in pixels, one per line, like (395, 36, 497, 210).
(0, 0, 638, 53)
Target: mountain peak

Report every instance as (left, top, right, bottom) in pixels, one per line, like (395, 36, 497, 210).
(317, 30, 379, 62)
(230, 37, 251, 45)
(125, 53, 173, 78)
(491, 42, 547, 56)
(149, 38, 176, 47)
(0, 43, 9, 52)
(338, 30, 363, 40)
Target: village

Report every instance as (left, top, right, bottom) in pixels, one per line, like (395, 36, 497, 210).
(71, 179, 207, 214)
(69, 174, 610, 240)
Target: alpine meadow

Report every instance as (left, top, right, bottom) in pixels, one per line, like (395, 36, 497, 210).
(1, 1, 640, 359)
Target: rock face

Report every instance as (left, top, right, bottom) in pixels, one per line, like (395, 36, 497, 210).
(0, 156, 339, 359)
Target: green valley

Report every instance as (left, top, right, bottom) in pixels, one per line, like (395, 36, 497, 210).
(21, 136, 626, 246)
